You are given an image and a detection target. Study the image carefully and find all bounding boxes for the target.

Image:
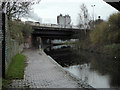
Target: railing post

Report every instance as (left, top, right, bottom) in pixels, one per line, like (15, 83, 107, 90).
(0, 6, 3, 81)
(2, 11, 5, 79)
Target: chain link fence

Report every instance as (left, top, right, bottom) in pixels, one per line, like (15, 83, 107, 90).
(1, 12, 24, 78)
(5, 39, 24, 69)
(5, 14, 24, 68)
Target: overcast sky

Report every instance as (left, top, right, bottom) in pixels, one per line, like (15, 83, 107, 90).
(21, 0, 119, 25)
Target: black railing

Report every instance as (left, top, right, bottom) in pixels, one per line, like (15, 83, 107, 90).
(0, 8, 2, 80)
(2, 12, 5, 79)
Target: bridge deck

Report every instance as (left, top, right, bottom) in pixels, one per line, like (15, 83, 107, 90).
(31, 25, 91, 39)
(32, 25, 81, 31)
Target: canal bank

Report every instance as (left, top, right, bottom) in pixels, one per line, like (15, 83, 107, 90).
(7, 49, 93, 88)
(44, 45, 120, 89)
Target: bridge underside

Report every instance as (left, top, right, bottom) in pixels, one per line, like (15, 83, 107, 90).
(31, 34, 74, 49)
(32, 33, 74, 39)
(32, 26, 77, 39)
(31, 26, 90, 48)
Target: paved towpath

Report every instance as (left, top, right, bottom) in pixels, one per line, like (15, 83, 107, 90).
(23, 49, 83, 88)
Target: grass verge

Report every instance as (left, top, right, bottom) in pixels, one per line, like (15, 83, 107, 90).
(6, 54, 26, 79)
(2, 54, 26, 87)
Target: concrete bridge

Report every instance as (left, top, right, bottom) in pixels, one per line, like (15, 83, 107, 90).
(31, 25, 90, 48)
(32, 25, 82, 39)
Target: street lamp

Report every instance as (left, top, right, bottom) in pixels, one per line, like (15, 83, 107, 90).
(91, 5, 95, 28)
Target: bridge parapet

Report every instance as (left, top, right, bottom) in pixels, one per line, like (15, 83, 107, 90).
(32, 25, 86, 31)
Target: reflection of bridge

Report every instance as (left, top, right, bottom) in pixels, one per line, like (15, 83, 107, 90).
(44, 46, 74, 67)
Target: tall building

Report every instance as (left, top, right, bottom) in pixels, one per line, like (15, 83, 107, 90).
(57, 14, 71, 28)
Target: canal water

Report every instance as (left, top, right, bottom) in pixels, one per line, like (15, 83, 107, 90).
(44, 45, 120, 88)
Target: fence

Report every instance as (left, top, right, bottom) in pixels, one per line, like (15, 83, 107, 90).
(1, 12, 24, 74)
(5, 39, 24, 69)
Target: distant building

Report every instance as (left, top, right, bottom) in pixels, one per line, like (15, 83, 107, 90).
(57, 14, 72, 28)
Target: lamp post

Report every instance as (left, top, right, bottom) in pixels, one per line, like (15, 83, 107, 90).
(91, 5, 95, 28)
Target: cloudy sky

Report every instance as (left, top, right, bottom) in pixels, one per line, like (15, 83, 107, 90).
(21, 0, 119, 25)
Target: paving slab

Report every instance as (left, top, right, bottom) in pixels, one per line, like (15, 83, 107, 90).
(23, 49, 83, 88)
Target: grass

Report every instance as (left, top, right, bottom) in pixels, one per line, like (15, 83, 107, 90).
(2, 54, 26, 88)
(0, 78, 1, 89)
(6, 54, 26, 80)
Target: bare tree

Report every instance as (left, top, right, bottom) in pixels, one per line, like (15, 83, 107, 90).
(1, 0, 41, 20)
(78, 3, 90, 34)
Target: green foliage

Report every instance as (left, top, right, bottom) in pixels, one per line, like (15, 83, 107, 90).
(104, 44, 120, 58)
(9, 20, 33, 44)
(21, 23, 33, 39)
(108, 13, 120, 29)
(6, 54, 26, 80)
(90, 53, 120, 77)
(90, 21, 108, 45)
(90, 13, 120, 45)
(2, 79, 11, 88)
(76, 12, 120, 57)
(108, 13, 120, 43)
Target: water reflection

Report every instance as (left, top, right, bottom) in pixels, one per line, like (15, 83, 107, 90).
(44, 45, 120, 88)
(65, 64, 110, 88)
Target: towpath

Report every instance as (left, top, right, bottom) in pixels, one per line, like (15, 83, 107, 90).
(9, 49, 93, 88)
(23, 49, 83, 88)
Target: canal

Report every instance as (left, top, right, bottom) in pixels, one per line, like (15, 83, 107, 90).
(44, 45, 120, 88)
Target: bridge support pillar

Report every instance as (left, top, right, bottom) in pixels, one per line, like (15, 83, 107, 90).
(32, 35, 38, 49)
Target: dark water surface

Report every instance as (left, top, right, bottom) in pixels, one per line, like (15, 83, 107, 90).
(44, 45, 120, 88)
